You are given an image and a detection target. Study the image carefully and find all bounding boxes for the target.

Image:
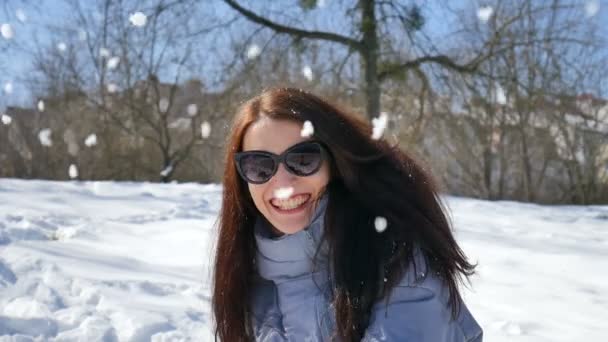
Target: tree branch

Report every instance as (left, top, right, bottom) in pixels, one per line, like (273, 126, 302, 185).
(223, 0, 363, 51)
(378, 54, 487, 81)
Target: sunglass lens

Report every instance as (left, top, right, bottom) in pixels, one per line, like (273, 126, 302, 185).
(285, 144, 322, 176)
(240, 154, 275, 183)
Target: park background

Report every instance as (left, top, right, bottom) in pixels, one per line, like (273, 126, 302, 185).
(1, 1, 607, 341)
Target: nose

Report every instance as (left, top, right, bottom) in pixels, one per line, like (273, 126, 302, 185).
(270, 162, 296, 186)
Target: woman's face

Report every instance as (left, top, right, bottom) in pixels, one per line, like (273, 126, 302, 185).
(242, 117, 330, 236)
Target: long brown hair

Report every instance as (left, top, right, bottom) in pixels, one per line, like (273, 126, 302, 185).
(212, 87, 477, 341)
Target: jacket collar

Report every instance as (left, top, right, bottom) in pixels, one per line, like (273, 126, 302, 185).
(254, 192, 329, 284)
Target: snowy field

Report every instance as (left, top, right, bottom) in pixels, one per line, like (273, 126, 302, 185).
(0, 178, 606, 341)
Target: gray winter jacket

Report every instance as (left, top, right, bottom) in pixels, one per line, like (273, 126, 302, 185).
(251, 194, 483, 341)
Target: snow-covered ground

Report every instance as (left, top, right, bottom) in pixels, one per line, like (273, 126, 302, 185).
(0, 179, 606, 341)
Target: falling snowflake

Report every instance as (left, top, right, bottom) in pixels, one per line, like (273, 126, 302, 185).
(477, 6, 493, 22)
(548, 124, 560, 138)
(585, 0, 600, 17)
(187, 103, 198, 116)
(78, 29, 87, 41)
(107, 56, 120, 70)
(3, 82, 13, 94)
(99, 47, 110, 58)
(1, 114, 11, 125)
(160, 164, 173, 177)
(15, 9, 27, 23)
(274, 187, 294, 199)
(302, 66, 313, 81)
(159, 98, 169, 113)
(37, 100, 45, 112)
(495, 85, 507, 105)
(300, 120, 314, 138)
(57, 42, 67, 52)
(38, 128, 52, 146)
(1, 23, 13, 40)
(371, 112, 389, 140)
(317, 0, 327, 8)
(129, 12, 147, 27)
(107, 83, 118, 93)
(574, 148, 586, 163)
(169, 118, 191, 130)
(374, 216, 388, 233)
(246, 44, 261, 59)
(68, 164, 78, 179)
(201, 121, 211, 138)
(84, 134, 97, 147)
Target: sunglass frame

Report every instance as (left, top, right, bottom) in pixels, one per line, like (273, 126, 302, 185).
(234, 141, 326, 184)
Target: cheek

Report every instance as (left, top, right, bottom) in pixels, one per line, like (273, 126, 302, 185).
(311, 163, 331, 190)
(248, 185, 267, 213)
(320, 161, 331, 183)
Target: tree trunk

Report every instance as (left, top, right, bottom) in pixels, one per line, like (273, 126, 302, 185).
(519, 129, 535, 202)
(360, 0, 380, 120)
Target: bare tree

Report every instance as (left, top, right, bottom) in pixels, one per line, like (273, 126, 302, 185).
(549, 93, 608, 204)
(421, 0, 606, 203)
(220, 0, 578, 121)
(26, 0, 227, 182)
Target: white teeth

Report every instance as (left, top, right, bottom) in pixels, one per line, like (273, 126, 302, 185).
(272, 195, 309, 210)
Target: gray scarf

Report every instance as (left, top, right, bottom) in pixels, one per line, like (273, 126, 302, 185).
(253, 192, 330, 285)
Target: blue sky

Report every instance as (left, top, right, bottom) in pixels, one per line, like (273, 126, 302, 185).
(1, 0, 607, 108)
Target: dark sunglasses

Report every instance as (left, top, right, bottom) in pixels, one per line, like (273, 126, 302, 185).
(234, 141, 326, 184)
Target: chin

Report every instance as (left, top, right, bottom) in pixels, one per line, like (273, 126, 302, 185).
(274, 221, 307, 235)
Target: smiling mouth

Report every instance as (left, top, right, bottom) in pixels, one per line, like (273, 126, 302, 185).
(270, 193, 311, 211)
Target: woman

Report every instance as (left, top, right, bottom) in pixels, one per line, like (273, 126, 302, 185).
(212, 87, 483, 341)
